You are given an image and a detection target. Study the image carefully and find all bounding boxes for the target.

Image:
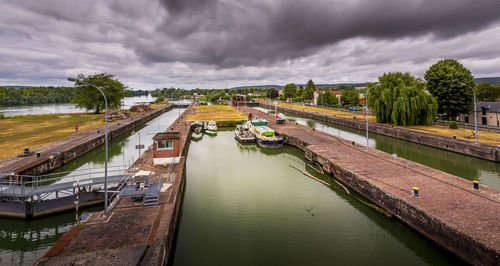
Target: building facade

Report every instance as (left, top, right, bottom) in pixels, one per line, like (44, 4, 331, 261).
(457, 102, 500, 126)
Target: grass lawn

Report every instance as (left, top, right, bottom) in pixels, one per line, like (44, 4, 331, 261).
(0, 113, 105, 160)
(186, 105, 247, 125)
(277, 102, 500, 146)
(0, 103, 170, 160)
(278, 103, 377, 122)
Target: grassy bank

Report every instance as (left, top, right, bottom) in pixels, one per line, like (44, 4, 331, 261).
(0, 113, 105, 160)
(186, 105, 247, 127)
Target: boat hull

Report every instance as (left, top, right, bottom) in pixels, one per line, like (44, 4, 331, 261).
(205, 130, 217, 136)
(257, 138, 284, 148)
(235, 135, 256, 143)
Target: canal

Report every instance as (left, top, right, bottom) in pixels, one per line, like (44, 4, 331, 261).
(0, 107, 185, 265)
(171, 131, 463, 265)
(253, 107, 500, 190)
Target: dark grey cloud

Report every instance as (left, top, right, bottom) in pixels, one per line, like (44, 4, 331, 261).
(0, 0, 500, 89)
(134, 0, 500, 67)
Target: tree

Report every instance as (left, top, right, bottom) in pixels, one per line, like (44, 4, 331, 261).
(368, 72, 438, 126)
(283, 83, 297, 99)
(302, 79, 316, 101)
(338, 85, 355, 91)
(424, 59, 474, 119)
(0, 87, 6, 104)
(475, 82, 500, 102)
(71, 73, 126, 114)
(340, 90, 360, 107)
(267, 88, 279, 99)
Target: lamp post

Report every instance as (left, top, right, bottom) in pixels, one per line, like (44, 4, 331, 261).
(462, 83, 478, 144)
(364, 86, 374, 149)
(68, 77, 109, 216)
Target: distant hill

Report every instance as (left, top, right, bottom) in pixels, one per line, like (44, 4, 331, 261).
(474, 77, 500, 85)
(230, 82, 367, 90)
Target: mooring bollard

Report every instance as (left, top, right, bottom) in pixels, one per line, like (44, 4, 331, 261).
(412, 187, 419, 197)
(37, 152, 40, 157)
(473, 180, 480, 190)
(352, 141, 355, 146)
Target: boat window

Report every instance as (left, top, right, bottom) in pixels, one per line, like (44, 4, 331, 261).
(158, 140, 173, 150)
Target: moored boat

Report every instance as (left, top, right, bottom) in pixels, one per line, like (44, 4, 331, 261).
(205, 130, 217, 136)
(205, 121, 218, 131)
(248, 119, 283, 148)
(234, 123, 256, 143)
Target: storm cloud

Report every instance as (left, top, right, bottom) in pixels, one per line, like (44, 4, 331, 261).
(0, 0, 500, 88)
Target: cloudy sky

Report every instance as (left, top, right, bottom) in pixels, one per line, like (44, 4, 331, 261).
(1, 0, 500, 89)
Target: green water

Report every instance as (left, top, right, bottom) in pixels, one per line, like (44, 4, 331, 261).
(0, 108, 184, 265)
(172, 131, 464, 265)
(254, 107, 500, 190)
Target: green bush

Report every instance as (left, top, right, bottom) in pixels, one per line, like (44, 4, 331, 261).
(449, 121, 458, 129)
(154, 96, 165, 104)
(0, 114, 4, 119)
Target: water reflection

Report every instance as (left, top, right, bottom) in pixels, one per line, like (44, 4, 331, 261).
(172, 131, 462, 266)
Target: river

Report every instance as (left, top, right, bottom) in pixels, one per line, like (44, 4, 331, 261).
(0, 95, 156, 117)
(171, 131, 463, 265)
(0, 105, 494, 265)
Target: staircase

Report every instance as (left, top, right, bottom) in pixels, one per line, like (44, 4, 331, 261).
(143, 194, 159, 207)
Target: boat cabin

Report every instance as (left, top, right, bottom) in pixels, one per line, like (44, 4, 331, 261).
(152, 132, 181, 165)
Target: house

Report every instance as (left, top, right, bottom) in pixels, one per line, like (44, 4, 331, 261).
(457, 101, 500, 126)
(313, 89, 342, 105)
(152, 132, 181, 165)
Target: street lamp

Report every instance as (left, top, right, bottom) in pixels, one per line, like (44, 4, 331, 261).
(462, 83, 478, 144)
(364, 85, 376, 149)
(68, 77, 109, 216)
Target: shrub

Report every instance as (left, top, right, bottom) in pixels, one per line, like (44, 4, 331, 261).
(0, 114, 4, 119)
(449, 121, 458, 129)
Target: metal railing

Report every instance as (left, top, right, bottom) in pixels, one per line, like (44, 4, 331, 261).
(0, 159, 134, 199)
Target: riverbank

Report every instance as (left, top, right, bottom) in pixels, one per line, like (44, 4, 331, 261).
(0, 104, 175, 175)
(240, 105, 500, 265)
(35, 104, 194, 265)
(276, 102, 500, 146)
(261, 103, 500, 162)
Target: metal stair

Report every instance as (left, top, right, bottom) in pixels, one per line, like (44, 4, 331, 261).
(143, 194, 159, 207)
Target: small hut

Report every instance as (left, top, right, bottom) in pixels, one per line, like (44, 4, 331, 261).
(232, 94, 245, 106)
(152, 132, 181, 165)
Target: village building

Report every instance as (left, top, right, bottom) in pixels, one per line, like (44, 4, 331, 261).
(313, 89, 342, 105)
(152, 132, 181, 165)
(457, 101, 500, 126)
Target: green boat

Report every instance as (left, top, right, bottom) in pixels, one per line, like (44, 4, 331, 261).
(205, 130, 217, 136)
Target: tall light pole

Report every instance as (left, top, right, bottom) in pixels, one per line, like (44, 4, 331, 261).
(68, 77, 109, 216)
(365, 86, 375, 149)
(462, 83, 478, 144)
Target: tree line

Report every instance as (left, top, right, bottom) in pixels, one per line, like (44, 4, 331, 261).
(0, 86, 77, 106)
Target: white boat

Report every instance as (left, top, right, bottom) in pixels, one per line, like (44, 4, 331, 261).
(205, 121, 218, 131)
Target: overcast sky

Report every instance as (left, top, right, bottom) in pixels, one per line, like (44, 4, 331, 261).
(1, 0, 500, 89)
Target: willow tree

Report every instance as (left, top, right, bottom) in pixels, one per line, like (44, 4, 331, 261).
(367, 72, 437, 126)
